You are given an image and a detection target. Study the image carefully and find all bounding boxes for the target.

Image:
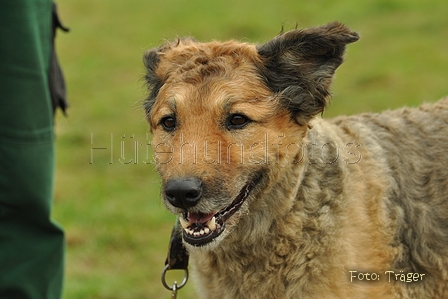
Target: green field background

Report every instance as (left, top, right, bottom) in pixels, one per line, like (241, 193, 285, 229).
(53, 0, 447, 298)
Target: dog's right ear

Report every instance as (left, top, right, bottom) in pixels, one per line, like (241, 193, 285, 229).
(143, 38, 198, 126)
(256, 21, 359, 124)
(143, 46, 165, 124)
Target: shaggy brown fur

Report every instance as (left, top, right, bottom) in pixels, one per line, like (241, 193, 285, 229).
(143, 22, 448, 298)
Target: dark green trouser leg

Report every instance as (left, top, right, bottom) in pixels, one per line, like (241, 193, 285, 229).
(0, 1, 65, 298)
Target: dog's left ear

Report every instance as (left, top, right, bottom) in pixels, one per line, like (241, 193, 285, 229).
(257, 21, 359, 124)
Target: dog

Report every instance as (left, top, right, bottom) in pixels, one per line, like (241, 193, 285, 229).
(143, 22, 448, 298)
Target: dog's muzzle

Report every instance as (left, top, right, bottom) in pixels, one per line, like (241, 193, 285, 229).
(164, 176, 261, 247)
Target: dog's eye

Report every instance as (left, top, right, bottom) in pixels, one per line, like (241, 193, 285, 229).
(160, 116, 177, 131)
(227, 114, 251, 130)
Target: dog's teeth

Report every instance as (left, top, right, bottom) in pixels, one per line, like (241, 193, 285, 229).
(181, 215, 216, 237)
(208, 217, 216, 231)
(179, 216, 190, 230)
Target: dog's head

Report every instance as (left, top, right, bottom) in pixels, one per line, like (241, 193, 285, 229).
(144, 22, 359, 250)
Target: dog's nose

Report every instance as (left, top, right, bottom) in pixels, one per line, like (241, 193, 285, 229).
(164, 178, 202, 209)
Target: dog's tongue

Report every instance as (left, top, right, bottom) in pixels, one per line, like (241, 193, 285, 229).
(187, 212, 215, 224)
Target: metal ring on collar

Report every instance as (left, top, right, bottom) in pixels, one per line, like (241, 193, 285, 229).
(161, 264, 189, 291)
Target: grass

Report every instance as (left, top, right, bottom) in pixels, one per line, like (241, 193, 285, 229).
(53, 0, 448, 298)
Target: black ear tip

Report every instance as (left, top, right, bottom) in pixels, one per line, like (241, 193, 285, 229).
(340, 30, 360, 45)
(143, 48, 160, 69)
(325, 21, 360, 43)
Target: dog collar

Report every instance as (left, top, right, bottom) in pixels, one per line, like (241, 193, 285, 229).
(161, 218, 189, 298)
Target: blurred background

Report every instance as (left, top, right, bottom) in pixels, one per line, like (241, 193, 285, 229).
(53, 0, 448, 298)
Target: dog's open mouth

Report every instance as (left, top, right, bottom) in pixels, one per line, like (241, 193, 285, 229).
(178, 180, 257, 247)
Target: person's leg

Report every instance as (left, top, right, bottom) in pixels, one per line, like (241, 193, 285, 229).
(0, 1, 65, 298)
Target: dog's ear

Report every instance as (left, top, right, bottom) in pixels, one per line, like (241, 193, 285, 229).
(143, 46, 164, 124)
(143, 37, 198, 125)
(256, 21, 359, 124)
